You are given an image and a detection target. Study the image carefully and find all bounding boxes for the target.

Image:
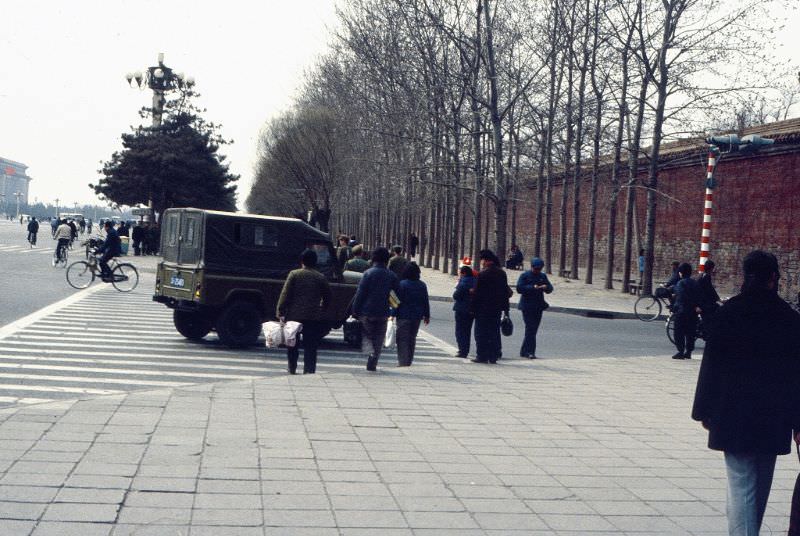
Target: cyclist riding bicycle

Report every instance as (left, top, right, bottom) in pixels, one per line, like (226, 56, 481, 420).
(53, 219, 72, 265)
(97, 220, 122, 282)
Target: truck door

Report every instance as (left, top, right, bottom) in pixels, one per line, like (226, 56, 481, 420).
(178, 212, 201, 265)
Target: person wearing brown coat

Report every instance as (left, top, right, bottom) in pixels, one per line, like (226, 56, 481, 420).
(276, 249, 332, 374)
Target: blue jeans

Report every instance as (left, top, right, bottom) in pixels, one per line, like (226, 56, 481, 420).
(454, 312, 474, 356)
(474, 311, 501, 362)
(724, 451, 777, 536)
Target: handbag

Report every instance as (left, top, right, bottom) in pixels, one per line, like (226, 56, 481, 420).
(384, 318, 397, 348)
(389, 290, 401, 309)
(343, 316, 362, 346)
(789, 444, 800, 535)
(500, 311, 513, 336)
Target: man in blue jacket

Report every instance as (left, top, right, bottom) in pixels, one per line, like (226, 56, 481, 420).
(452, 265, 476, 358)
(98, 220, 122, 282)
(516, 257, 553, 359)
(352, 247, 399, 371)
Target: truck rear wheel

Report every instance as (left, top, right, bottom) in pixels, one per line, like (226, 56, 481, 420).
(216, 301, 262, 347)
(173, 310, 213, 340)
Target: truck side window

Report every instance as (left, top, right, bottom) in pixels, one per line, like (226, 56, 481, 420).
(234, 223, 278, 248)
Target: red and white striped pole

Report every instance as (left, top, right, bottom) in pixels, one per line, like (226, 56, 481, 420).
(698, 147, 720, 273)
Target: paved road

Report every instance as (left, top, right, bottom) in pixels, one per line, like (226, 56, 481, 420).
(0, 219, 87, 326)
(0, 273, 454, 408)
(425, 302, 684, 360)
(0, 267, 690, 408)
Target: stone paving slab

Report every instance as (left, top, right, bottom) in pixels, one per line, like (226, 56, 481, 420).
(0, 355, 797, 534)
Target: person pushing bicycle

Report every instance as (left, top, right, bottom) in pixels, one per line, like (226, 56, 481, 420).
(97, 220, 122, 282)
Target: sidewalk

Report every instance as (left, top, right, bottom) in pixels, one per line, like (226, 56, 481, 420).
(131, 255, 648, 320)
(0, 351, 796, 534)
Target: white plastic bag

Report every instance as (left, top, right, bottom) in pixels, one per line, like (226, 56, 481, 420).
(264, 321, 284, 349)
(283, 321, 303, 348)
(384, 318, 396, 348)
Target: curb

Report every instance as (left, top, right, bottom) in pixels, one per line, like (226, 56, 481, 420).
(428, 294, 642, 320)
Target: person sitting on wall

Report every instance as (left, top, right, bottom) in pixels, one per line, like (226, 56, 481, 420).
(505, 245, 524, 270)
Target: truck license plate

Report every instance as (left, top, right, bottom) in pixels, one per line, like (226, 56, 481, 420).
(170, 275, 185, 287)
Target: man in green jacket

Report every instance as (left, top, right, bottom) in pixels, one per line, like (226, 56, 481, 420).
(276, 249, 332, 374)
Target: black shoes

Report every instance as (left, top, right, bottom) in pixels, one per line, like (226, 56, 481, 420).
(366, 356, 377, 371)
(470, 358, 488, 363)
(671, 352, 684, 359)
(454, 352, 467, 358)
(672, 352, 692, 360)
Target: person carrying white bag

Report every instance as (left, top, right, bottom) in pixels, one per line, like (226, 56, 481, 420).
(275, 249, 332, 374)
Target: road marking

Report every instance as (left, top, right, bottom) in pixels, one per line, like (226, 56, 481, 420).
(0, 285, 106, 340)
(418, 328, 459, 355)
(0, 384, 123, 395)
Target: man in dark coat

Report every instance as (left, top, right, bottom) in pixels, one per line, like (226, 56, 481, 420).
(409, 233, 419, 258)
(698, 259, 721, 318)
(470, 249, 510, 364)
(352, 247, 400, 371)
(692, 250, 800, 535)
(671, 262, 700, 359)
(452, 265, 476, 358)
(131, 223, 145, 256)
(97, 220, 122, 281)
(516, 257, 553, 359)
(26, 217, 39, 246)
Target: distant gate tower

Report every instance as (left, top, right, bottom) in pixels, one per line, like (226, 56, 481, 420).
(0, 157, 32, 214)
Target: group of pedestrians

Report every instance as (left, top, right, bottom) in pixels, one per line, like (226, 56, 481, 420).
(453, 250, 553, 362)
(276, 246, 430, 374)
(668, 259, 722, 360)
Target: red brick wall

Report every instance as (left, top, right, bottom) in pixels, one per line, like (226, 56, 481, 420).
(514, 147, 800, 300)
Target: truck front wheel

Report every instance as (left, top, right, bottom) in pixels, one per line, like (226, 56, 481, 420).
(216, 301, 262, 347)
(173, 310, 213, 341)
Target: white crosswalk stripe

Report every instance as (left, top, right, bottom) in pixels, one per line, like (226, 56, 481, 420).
(0, 280, 452, 408)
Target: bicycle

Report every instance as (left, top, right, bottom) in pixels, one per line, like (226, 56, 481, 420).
(52, 242, 68, 268)
(66, 255, 139, 292)
(666, 312, 707, 345)
(634, 287, 673, 322)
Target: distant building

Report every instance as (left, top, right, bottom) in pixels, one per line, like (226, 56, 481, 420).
(0, 157, 32, 213)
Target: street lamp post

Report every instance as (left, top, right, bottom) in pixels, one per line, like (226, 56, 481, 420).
(126, 53, 194, 221)
(54, 198, 60, 218)
(699, 134, 774, 272)
(13, 191, 23, 219)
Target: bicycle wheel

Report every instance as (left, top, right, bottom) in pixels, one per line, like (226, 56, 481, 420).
(66, 261, 94, 289)
(60, 246, 68, 267)
(634, 295, 662, 322)
(111, 263, 139, 292)
(666, 315, 676, 345)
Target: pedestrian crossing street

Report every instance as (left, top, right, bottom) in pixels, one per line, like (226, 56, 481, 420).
(0, 282, 454, 408)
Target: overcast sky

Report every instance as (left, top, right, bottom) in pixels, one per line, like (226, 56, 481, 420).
(1, 1, 798, 210)
(1, 0, 338, 208)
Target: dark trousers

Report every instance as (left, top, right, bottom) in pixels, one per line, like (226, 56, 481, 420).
(454, 311, 474, 356)
(27, 232, 37, 245)
(520, 308, 543, 357)
(132, 240, 141, 256)
(99, 251, 115, 277)
(396, 318, 421, 366)
(474, 311, 502, 362)
(287, 320, 325, 374)
(674, 312, 697, 355)
(56, 238, 70, 260)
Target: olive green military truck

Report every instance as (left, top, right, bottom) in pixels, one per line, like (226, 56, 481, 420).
(153, 208, 360, 347)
